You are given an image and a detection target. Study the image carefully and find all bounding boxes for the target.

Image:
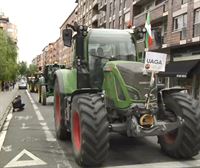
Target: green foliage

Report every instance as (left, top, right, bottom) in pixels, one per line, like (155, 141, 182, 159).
(27, 64, 37, 76)
(18, 61, 28, 76)
(0, 29, 18, 81)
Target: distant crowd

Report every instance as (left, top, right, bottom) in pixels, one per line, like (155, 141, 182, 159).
(1, 81, 16, 91)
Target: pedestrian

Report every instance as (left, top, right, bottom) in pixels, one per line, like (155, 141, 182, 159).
(1, 81, 4, 91)
(12, 95, 25, 112)
(4, 82, 9, 91)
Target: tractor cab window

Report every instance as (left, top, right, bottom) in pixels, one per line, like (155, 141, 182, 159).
(88, 30, 136, 89)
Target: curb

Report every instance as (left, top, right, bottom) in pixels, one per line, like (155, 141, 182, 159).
(0, 91, 17, 131)
(0, 104, 12, 131)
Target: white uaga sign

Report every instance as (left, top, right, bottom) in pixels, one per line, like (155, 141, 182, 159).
(144, 51, 167, 72)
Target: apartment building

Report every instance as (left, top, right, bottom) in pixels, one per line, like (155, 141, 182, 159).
(0, 12, 17, 43)
(131, 0, 200, 100)
(33, 0, 200, 99)
(60, 6, 78, 67)
(76, 0, 98, 27)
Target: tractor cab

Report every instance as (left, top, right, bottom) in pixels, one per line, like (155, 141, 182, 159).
(88, 29, 136, 88)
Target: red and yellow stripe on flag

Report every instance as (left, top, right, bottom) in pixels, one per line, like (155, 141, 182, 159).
(145, 12, 153, 48)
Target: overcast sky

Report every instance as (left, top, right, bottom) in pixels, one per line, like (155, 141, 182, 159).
(0, 0, 77, 64)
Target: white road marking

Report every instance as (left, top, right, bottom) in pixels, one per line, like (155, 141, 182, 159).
(26, 91, 56, 142)
(105, 160, 200, 168)
(2, 145, 12, 152)
(14, 116, 32, 120)
(20, 123, 29, 130)
(4, 149, 47, 168)
(40, 122, 56, 142)
(26, 91, 44, 121)
(0, 113, 13, 152)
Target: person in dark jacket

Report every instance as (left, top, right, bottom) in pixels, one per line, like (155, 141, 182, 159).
(12, 95, 25, 112)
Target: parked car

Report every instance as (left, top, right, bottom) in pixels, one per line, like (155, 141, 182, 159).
(18, 80, 27, 89)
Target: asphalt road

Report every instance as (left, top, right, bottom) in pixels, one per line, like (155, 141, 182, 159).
(0, 89, 200, 168)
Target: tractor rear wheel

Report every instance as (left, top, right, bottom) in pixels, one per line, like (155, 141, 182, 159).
(41, 85, 47, 105)
(71, 94, 109, 167)
(158, 92, 200, 158)
(54, 78, 70, 140)
(38, 86, 41, 103)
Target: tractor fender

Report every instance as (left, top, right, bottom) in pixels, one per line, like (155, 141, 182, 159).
(160, 86, 187, 97)
(54, 69, 77, 95)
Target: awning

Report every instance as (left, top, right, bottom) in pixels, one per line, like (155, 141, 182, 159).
(159, 60, 200, 78)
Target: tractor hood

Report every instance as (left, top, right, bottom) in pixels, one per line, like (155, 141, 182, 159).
(105, 61, 152, 100)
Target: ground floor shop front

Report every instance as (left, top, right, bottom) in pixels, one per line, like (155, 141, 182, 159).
(159, 59, 200, 101)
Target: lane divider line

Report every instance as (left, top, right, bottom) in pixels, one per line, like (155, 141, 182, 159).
(40, 122, 56, 142)
(26, 91, 56, 142)
(0, 113, 13, 151)
(26, 91, 44, 121)
(104, 159, 200, 168)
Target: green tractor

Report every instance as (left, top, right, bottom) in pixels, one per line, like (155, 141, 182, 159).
(38, 63, 65, 105)
(28, 72, 40, 93)
(53, 23, 200, 167)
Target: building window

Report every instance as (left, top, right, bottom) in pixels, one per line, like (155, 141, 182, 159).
(194, 8, 200, 37)
(109, 22, 112, 28)
(173, 13, 187, 31)
(155, 0, 165, 5)
(119, 16, 123, 29)
(182, 0, 188, 4)
(113, 20, 116, 29)
(124, 0, 127, 9)
(124, 12, 130, 28)
(113, 0, 116, 15)
(119, 0, 123, 11)
(109, 2, 112, 17)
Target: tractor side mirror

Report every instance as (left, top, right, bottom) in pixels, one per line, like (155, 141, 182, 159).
(62, 29, 73, 47)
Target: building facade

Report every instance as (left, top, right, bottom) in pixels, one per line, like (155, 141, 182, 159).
(33, 0, 200, 100)
(0, 12, 17, 43)
(60, 6, 78, 67)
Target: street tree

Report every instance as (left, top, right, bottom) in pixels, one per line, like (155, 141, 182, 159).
(18, 61, 28, 76)
(27, 64, 37, 76)
(0, 29, 18, 81)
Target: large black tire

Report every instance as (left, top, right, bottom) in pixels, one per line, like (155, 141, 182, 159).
(158, 92, 200, 158)
(41, 85, 47, 105)
(38, 86, 41, 103)
(54, 78, 70, 140)
(71, 94, 109, 167)
(29, 84, 33, 92)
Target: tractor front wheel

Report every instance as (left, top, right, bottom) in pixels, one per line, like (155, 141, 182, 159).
(158, 92, 200, 158)
(71, 94, 109, 167)
(41, 85, 47, 105)
(54, 78, 70, 140)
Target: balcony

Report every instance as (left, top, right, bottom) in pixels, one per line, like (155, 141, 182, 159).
(99, 0, 107, 11)
(134, 12, 146, 27)
(92, 14, 98, 23)
(134, 2, 168, 27)
(151, 1, 168, 21)
(93, 0, 98, 8)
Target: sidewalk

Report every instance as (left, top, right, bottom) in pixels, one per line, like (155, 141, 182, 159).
(0, 87, 18, 130)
